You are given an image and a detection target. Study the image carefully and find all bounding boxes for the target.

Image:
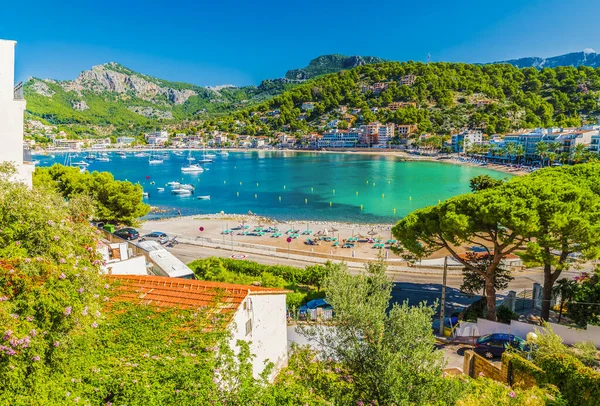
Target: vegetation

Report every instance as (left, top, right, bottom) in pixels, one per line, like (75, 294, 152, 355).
(188, 257, 328, 308)
(565, 269, 600, 326)
(33, 164, 150, 225)
(395, 162, 600, 322)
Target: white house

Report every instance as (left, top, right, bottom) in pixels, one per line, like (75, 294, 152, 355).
(98, 239, 149, 276)
(145, 130, 169, 145)
(116, 136, 136, 145)
(108, 275, 290, 380)
(451, 130, 483, 153)
(0, 39, 33, 186)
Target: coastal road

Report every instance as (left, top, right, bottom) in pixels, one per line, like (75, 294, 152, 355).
(166, 242, 575, 292)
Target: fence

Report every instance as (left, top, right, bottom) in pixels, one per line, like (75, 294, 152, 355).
(475, 318, 600, 348)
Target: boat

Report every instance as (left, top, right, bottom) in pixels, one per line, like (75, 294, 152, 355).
(157, 187, 165, 192)
(33, 159, 40, 165)
(148, 147, 164, 164)
(186, 151, 196, 162)
(134, 152, 149, 157)
(173, 151, 184, 156)
(72, 161, 89, 166)
(179, 184, 195, 191)
(117, 151, 126, 157)
(99, 152, 109, 157)
(197, 148, 214, 163)
(181, 164, 204, 173)
(197, 195, 211, 200)
(142, 192, 149, 198)
(166, 181, 181, 187)
(85, 152, 96, 161)
(97, 156, 110, 162)
(218, 150, 229, 156)
(171, 188, 192, 195)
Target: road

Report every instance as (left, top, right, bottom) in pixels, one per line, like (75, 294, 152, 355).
(166, 242, 581, 292)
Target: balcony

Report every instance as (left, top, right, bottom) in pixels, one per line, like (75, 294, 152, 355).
(23, 148, 32, 163)
(13, 83, 24, 101)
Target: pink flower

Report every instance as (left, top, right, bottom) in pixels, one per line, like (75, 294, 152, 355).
(508, 391, 516, 398)
(64, 307, 72, 316)
(0, 296, 7, 302)
(31, 355, 40, 362)
(93, 294, 99, 299)
(15, 241, 20, 245)
(53, 341, 60, 347)
(77, 287, 84, 294)
(104, 284, 110, 289)
(59, 258, 66, 264)
(59, 273, 66, 280)
(26, 316, 34, 322)
(82, 307, 88, 316)
(47, 220, 54, 226)
(53, 236, 59, 241)
(91, 322, 98, 328)
(66, 392, 71, 397)
(478, 372, 485, 377)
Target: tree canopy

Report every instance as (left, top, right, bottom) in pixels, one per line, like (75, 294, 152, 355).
(33, 165, 150, 225)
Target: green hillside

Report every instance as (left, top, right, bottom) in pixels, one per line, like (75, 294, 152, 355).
(217, 62, 600, 136)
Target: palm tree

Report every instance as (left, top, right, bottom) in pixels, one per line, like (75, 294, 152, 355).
(515, 144, 525, 165)
(552, 278, 578, 323)
(504, 143, 517, 164)
(571, 143, 588, 164)
(546, 151, 557, 167)
(535, 141, 549, 167)
(548, 141, 562, 154)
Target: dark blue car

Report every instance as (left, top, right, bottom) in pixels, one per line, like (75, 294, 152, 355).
(474, 333, 527, 359)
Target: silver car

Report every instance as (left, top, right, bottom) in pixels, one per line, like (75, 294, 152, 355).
(139, 231, 169, 244)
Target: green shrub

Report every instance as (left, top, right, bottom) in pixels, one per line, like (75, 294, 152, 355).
(496, 305, 520, 324)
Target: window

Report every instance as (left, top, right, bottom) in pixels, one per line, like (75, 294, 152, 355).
(245, 319, 252, 336)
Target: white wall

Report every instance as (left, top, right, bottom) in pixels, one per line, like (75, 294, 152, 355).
(230, 294, 288, 380)
(0, 39, 32, 187)
(101, 255, 149, 276)
(475, 318, 600, 348)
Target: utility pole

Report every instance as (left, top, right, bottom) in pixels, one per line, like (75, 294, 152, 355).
(439, 256, 448, 336)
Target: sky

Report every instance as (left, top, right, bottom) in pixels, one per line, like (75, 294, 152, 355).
(2, 0, 600, 86)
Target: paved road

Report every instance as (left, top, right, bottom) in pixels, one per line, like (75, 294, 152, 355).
(166, 242, 582, 294)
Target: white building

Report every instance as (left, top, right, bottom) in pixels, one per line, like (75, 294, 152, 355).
(0, 39, 33, 186)
(137, 240, 195, 279)
(318, 129, 360, 148)
(98, 239, 149, 276)
(301, 102, 315, 111)
(145, 130, 169, 145)
(108, 275, 290, 380)
(116, 136, 136, 145)
(451, 130, 483, 152)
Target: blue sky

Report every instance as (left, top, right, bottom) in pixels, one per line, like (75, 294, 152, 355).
(2, 0, 600, 86)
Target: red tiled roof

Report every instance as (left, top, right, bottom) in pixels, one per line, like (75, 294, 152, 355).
(107, 275, 288, 313)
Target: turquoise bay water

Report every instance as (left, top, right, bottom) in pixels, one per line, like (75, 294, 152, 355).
(36, 151, 508, 223)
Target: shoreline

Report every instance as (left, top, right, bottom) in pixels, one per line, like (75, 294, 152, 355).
(35, 147, 527, 176)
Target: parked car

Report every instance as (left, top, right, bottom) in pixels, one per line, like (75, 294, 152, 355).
(139, 231, 169, 244)
(474, 333, 528, 359)
(113, 227, 139, 241)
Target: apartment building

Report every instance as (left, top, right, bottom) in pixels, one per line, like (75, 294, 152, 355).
(0, 39, 33, 186)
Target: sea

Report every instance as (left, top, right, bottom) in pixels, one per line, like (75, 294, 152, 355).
(35, 150, 509, 224)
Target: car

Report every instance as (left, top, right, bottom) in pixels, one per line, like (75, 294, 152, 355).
(139, 231, 169, 244)
(474, 333, 528, 359)
(113, 227, 139, 241)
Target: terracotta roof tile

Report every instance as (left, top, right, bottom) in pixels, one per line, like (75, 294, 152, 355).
(107, 275, 289, 313)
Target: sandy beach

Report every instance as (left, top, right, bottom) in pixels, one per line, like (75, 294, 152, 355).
(139, 213, 403, 261)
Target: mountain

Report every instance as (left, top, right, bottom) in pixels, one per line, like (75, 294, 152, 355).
(285, 54, 386, 80)
(497, 51, 600, 69)
(24, 62, 294, 134)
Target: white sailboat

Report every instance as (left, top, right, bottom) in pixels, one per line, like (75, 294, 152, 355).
(148, 146, 163, 164)
(196, 148, 214, 163)
(171, 188, 192, 196)
(197, 195, 211, 200)
(166, 181, 181, 187)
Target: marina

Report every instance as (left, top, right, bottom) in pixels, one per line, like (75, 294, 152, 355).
(34, 150, 508, 223)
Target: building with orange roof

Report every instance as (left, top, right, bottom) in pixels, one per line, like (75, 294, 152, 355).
(108, 274, 290, 381)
